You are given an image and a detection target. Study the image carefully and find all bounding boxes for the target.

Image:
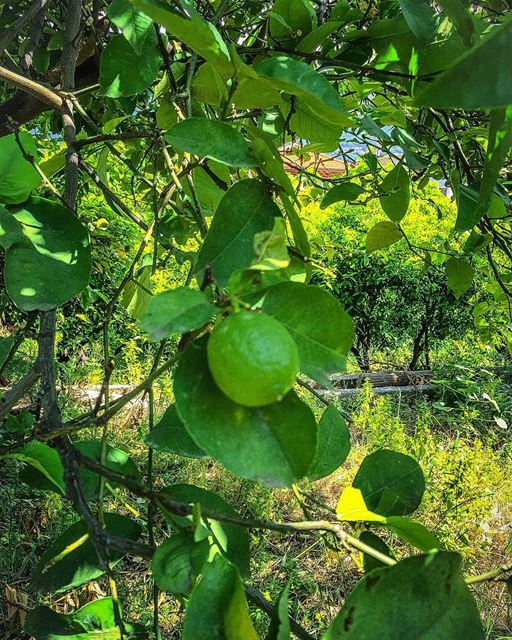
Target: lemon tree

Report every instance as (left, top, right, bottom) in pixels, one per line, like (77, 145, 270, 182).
(0, 0, 510, 638)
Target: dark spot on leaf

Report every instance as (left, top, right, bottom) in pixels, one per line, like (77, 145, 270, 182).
(344, 606, 355, 631)
(365, 574, 381, 591)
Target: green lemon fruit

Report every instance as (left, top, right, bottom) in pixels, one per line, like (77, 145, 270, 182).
(207, 311, 299, 407)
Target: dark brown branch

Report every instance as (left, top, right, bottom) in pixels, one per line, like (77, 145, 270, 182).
(0, 366, 40, 421)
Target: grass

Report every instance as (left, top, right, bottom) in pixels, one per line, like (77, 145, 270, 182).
(0, 363, 511, 639)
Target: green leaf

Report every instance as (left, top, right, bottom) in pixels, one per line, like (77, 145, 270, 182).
(366, 221, 402, 253)
(122, 264, 152, 319)
(445, 257, 474, 298)
(166, 118, 256, 167)
(25, 597, 145, 640)
(399, 0, 437, 47)
(145, 404, 207, 458)
(379, 164, 410, 222)
(262, 282, 354, 386)
(322, 551, 484, 639)
(107, 0, 153, 53)
(298, 22, 342, 53)
(321, 183, 366, 209)
(383, 516, 440, 552)
(174, 339, 317, 488)
(75, 440, 140, 501)
(182, 554, 259, 640)
(455, 184, 480, 232)
(255, 56, 351, 126)
(99, 29, 161, 97)
(161, 483, 251, 576)
(141, 287, 216, 341)
(132, 0, 233, 78)
(478, 106, 512, 217)
(359, 531, 393, 573)
(152, 531, 210, 594)
(267, 584, 291, 640)
(31, 513, 142, 592)
(0, 197, 91, 311)
(436, 0, 475, 47)
(195, 179, 279, 287)
(416, 17, 512, 109)
(0, 133, 41, 204)
(269, 0, 316, 44)
(2, 441, 65, 494)
(308, 405, 351, 481)
(251, 218, 290, 272)
(0, 335, 13, 369)
(352, 449, 425, 517)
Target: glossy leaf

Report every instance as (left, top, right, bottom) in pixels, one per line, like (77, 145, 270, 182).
(25, 597, 145, 640)
(267, 584, 291, 640)
(161, 483, 251, 576)
(183, 555, 258, 639)
(99, 29, 161, 97)
(132, 0, 234, 79)
(107, 0, 153, 53)
(0, 197, 91, 311)
(323, 552, 484, 639)
(195, 179, 279, 286)
(31, 514, 142, 592)
(0, 133, 41, 204)
(379, 164, 410, 222)
(352, 449, 425, 517)
(152, 531, 210, 594)
(308, 404, 351, 481)
(262, 282, 354, 386)
(445, 257, 474, 299)
(255, 56, 351, 125)
(366, 221, 402, 253)
(399, 0, 437, 47)
(145, 404, 207, 458)
(384, 516, 440, 552)
(2, 441, 65, 494)
(174, 339, 317, 488)
(416, 17, 512, 109)
(141, 287, 216, 340)
(166, 118, 256, 167)
(321, 183, 365, 209)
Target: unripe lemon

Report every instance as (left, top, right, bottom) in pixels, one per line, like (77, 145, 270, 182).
(207, 311, 299, 407)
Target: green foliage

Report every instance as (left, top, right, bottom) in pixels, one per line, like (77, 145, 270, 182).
(323, 551, 484, 639)
(1, 0, 511, 636)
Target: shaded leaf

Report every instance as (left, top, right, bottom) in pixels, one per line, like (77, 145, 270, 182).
(352, 449, 425, 517)
(145, 404, 207, 458)
(366, 221, 402, 253)
(321, 183, 365, 209)
(308, 404, 351, 481)
(379, 165, 410, 222)
(445, 257, 474, 298)
(152, 531, 210, 594)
